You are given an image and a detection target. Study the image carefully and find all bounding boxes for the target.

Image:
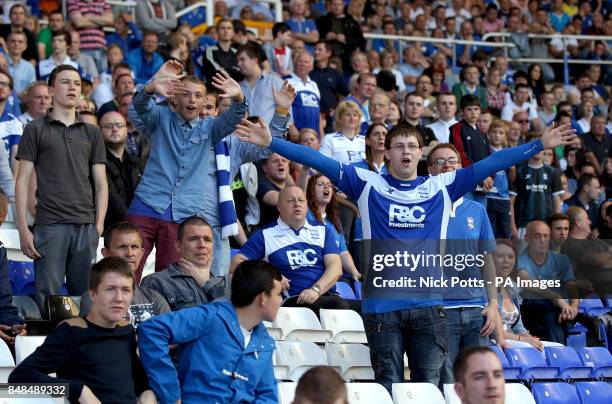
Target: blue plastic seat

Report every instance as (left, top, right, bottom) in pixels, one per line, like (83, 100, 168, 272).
(544, 346, 592, 380)
(531, 383, 580, 404)
(576, 347, 612, 379)
(335, 282, 356, 300)
(574, 381, 612, 404)
(490, 345, 521, 380)
(505, 347, 559, 380)
(8, 261, 35, 296)
(353, 280, 362, 300)
(579, 295, 611, 317)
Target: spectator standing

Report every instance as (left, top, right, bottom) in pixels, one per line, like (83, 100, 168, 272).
(510, 141, 563, 238)
(581, 115, 610, 172)
(18, 81, 51, 125)
(566, 174, 602, 229)
(287, 51, 320, 136)
(538, 92, 557, 128)
(452, 65, 487, 111)
(15, 65, 107, 311)
(67, 0, 113, 74)
(138, 259, 281, 403)
(315, 0, 365, 68)
(126, 60, 246, 281)
(38, 30, 89, 82)
(0, 4, 38, 63)
(345, 73, 377, 125)
(97, 73, 135, 120)
(263, 22, 294, 77)
(486, 121, 513, 239)
(197, 18, 243, 83)
(9, 257, 155, 403)
(135, 0, 177, 44)
(127, 31, 164, 85)
(36, 10, 64, 59)
(5, 31, 35, 95)
(99, 112, 143, 231)
(79, 222, 170, 324)
(501, 84, 541, 131)
(427, 93, 458, 143)
(238, 42, 285, 123)
(106, 12, 142, 57)
(286, 0, 319, 54)
(310, 40, 348, 132)
(0, 68, 23, 173)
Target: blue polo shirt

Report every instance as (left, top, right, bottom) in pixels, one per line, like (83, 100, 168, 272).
(443, 198, 496, 308)
(518, 251, 575, 298)
(239, 218, 339, 296)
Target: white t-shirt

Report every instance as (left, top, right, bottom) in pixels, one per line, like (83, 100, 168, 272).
(427, 118, 458, 143)
(501, 99, 538, 122)
(320, 132, 366, 165)
(240, 325, 252, 348)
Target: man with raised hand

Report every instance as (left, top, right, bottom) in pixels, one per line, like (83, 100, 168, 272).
(127, 60, 246, 282)
(234, 118, 575, 391)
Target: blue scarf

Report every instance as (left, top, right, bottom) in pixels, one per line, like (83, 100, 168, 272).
(214, 140, 238, 238)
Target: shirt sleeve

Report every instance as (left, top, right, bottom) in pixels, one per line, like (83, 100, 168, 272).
(446, 140, 544, 201)
(8, 323, 84, 402)
(137, 305, 216, 403)
(239, 229, 266, 260)
(88, 125, 107, 165)
(323, 225, 339, 255)
(15, 121, 38, 163)
(551, 168, 564, 197)
(558, 254, 576, 283)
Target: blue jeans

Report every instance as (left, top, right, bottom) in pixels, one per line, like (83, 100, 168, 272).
(211, 226, 230, 276)
(364, 306, 448, 393)
(440, 307, 488, 385)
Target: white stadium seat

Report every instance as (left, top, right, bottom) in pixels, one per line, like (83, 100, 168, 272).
(15, 336, 46, 365)
(273, 307, 332, 343)
(277, 382, 297, 404)
(346, 383, 393, 404)
(325, 343, 374, 381)
(443, 384, 461, 404)
(320, 309, 367, 344)
(0, 228, 31, 262)
(0, 339, 15, 383)
(273, 349, 291, 381)
(264, 321, 283, 340)
(392, 383, 445, 404)
(276, 341, 340, 381)
(505, 383, 536, 404)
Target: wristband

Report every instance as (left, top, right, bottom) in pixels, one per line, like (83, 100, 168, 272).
(275, 107, 290, 116)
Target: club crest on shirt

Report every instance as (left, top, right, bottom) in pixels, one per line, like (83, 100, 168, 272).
(467, 216, 475, 231)
(308, 229, 320, 240)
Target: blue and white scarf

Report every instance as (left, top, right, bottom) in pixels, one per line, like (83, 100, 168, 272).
(215, 140, 239, 238)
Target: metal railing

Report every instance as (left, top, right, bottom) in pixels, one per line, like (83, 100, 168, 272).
(175, 0, 282, 26)
(363, 32, 515, 68)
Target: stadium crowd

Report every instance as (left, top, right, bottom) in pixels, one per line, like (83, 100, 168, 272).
(0, 0, 610, 402)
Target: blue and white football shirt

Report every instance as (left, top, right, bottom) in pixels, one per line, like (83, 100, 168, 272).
(239, 218, 339, 296)
(286, 73, 321, 134)
(320, 132, 366, 165)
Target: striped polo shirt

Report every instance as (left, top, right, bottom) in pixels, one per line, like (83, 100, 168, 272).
(67, 0, 110, 50)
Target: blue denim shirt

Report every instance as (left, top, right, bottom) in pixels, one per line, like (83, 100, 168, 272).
(128, 89, 247, 223)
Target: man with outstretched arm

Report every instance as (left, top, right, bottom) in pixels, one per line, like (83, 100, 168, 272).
(236, 120, 576, 391)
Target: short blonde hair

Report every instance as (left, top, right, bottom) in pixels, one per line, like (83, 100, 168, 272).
(334, 100, 363, 131)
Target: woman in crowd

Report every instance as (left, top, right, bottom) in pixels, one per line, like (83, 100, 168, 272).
(166, 32, 195, 75)
(373, 50, 406, 94)
(352, 123, 388, 173)
(485, 67, 506, 117)
(527, 63, 546, 102)
(306, 174, 361, 281)
(294, 128, 321, 189)
(386, 100, 403, 127)
(494, 240, 545, 351)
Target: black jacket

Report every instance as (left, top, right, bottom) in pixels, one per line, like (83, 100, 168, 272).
(105, 149, 143, 230)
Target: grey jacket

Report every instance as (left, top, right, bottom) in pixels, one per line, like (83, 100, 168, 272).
(140, 263, 229, 311)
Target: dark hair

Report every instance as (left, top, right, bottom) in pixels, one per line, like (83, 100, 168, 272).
(272, 22, 291, 38)
(460, 64, 480, 81)
(112, 63, 132, 75)
(427, 143, 461, 166)
(104, 222, 143, 249)
(113, 73, 133, 89)
(453, 346, 500, 383)
(384, 123, 424, 150)
(0, 68, 14, 90)
(315, 40, 333, 54)
(577, 173, 598, 192)
(47, 64, 80, 87)
(216, 17, 233, 29)
(548, 213, 569, 227)
(306, 174, 341, 232)
(231, 260, 282, 307)
(9, 3, 27, 16)
(460, 94, 481, 111)
(142, 30, 159, 39)
(89, 256, 134, 291)
(294, 366, 349, 404)
(237, 42, 262, 63)
(514, 83, 530, 92)
(178, 216, 212, 241)
(51, 29, 72, 47)
(364, 123, 388, 172)
(513, 70, 528, 82)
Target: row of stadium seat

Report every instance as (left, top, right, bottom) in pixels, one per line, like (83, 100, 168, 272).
(492, 345, 612, 382)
